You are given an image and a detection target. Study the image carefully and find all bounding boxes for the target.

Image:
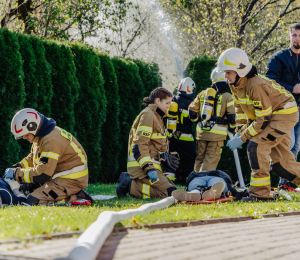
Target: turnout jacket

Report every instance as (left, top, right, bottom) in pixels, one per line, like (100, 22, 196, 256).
(188, 91, 236, 141)
(15, 127, 88, 187)
(170, 92, 194, 141)
(230, 75, 298, 143)
(127, 104, 168, 179)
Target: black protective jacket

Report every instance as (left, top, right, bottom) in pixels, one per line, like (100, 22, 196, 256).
(266, 47, 300, 105)
(172, 91, 194, 135)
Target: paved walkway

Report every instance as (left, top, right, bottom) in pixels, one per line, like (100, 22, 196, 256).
(97, 215, 300, 260)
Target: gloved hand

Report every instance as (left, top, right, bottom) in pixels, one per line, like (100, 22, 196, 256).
(227, 136, 244, 151)
(159, 152, 180, 171)
(4, 168, 15, 180)
(234, 132, 240, 138)
(146, 169, 158, 182)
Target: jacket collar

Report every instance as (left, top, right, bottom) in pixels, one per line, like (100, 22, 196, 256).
(149, 104, 166, 119)
(230, 77, 247, 91)
(33, 136, 40, 144)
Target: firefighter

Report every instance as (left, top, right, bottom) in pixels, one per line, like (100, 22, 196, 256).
(4, 108, 91, 205)
(188, 68, 236, 172)
(168, 77, 197, 183)
(116, 87, 177, 199)
(218, 48, 300, 201)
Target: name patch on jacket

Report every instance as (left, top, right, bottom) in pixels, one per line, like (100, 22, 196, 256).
(142, 131, 151, 138)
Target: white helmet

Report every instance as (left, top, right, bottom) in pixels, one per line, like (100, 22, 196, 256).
(211, 68, 227, 83)
(11, 108, 42, 139)
(216, 48, 252, 77)
(178, 77, 196, 94)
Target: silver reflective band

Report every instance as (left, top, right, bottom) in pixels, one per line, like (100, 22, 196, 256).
(152, 158, 161, 165)
(284, 101, 297, 109)
(128, 155, 135, 162)
(180, 133, 193, 138)
(52, 164, 88, 179)
(181, 109, 189, 114)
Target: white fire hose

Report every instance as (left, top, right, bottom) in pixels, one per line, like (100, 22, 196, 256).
(57, 196, 176, 260)
(228, 131, 246, 189)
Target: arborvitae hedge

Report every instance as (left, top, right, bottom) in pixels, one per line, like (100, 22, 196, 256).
(131, 59, 162, 98)
(0, 28, 25, 171)
(184, 56, 253, 186)
(99, 54, 120, 182)
(0, 28, 162, 183)
(17, 33, 38, 158)
(43, 41, 79, 133)
(112, 58, 144, 173)
(31, 37, 53, 116)
(72, 43, 107, 182)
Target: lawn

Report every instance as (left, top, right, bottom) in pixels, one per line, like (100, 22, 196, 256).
(1, 183, 300, 240)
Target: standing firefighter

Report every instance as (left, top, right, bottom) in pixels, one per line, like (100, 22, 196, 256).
(221, 48, 300, 201)
(4, 108, 91, 205)
(168, 77, 197, 183)
(116, 87, 177, 199)
(188, 68, 236, 172)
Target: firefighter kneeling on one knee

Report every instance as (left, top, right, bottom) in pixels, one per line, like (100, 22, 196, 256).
(219, 48, 300, 202)
(167, 77, 197, 184)
(3, 108, 92, 205)
(116, 87, 178, 199)
(188, 68, 236, 172)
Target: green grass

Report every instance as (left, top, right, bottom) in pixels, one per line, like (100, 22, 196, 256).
(1, 183, 300, 240)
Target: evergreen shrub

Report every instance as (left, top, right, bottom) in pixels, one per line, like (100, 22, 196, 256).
(112, 58, 144, 173)
(99, 54, 120, 183)
(0, 28, 25, 172)
(72, 43, 107, 182)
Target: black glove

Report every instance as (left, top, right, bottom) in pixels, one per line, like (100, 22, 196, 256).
(19, 183, 40, 194)
(12, 163, 22, 168)
(159, 152, 180, 172)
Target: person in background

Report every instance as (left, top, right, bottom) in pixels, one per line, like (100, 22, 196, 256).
(266, 23, 300, 192)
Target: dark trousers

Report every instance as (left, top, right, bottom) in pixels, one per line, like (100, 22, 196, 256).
(169, 138, 196, 185)
(0, 178, 26, 205)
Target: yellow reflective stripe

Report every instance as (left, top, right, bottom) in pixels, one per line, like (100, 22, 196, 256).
(216, 104, 221, 117)
(21, 159, 29, 169)
(139, 156, 152, 166)
(260, 75, 293, 98)
(59, 168, 88, 180)
(33, 158, 40, 165)
(233, 95, 240, 104)
(236, 113, 247, 120)
(137, 126, 152, 133)
(250, 176, 270, 186)
(197, 127, 228, 136)
(255, 106, 272, 117)
(24, 169, 31, 183)
(246, 95, 253, 105)
(227, 101, 234, 107)
(248, 125, 258, 136)
(239, 98, 247, 104)
(151, 133, 167, 139)
(142, 183, 150, 199)
(70, 142, 87, 164)
(179, 135, 194, 141)
(127, 161, 162, 172)
(229, 124, 236, 128)
(41, 152, 59, 160)
(272, 106, 298, 115)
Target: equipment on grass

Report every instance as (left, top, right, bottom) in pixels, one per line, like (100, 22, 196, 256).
(182, 197, 237, 204)
(167, 102, 178, 135)
(228, 131, 246, 189)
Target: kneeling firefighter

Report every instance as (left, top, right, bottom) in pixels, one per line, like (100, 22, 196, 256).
(167, 77, 197, 183)
(219, 48, 300, 201)
(188, 68, 236, 172)
(116, 87, 178, 199)
(4, 108, 92, 205)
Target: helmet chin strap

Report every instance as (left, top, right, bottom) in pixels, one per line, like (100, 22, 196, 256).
(232, 74, 240, 87)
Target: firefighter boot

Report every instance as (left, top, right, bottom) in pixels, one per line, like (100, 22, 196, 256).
(116, 172, 132, 197)
(75, 189, 95, 204)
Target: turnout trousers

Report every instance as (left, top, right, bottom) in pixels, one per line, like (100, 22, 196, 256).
(27, 177, 86, 205)
(169, 138, 196, 184)
(248, 112, 300, 198)
(194, 140, 224, 172)
(130, 170, 176, 199)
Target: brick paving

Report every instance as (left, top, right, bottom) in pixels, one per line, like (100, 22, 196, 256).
(97, 215, 300, 260)
(2, 215, 300, 260)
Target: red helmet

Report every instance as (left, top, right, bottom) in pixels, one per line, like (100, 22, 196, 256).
(11, 108, 42, 139)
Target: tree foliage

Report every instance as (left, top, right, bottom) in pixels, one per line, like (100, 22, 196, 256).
(160, 0, 300, 71)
